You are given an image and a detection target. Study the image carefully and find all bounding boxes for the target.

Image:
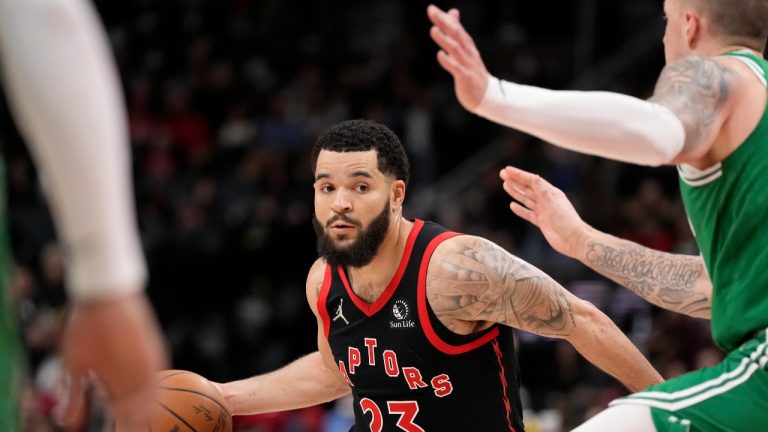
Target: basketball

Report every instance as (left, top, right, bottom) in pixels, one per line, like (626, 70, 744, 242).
(143, 370, 232, 432)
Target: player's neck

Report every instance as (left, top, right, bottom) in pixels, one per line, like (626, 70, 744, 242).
(347, 217, 413, 285)
(702, 38, 761, 57)
(712, 45, 756, 56)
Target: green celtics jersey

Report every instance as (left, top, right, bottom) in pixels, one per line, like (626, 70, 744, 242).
(0, 159, 22, 431)
(677, 50, 768, 352)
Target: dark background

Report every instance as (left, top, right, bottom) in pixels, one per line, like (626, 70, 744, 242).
(2, 1, 722, 430)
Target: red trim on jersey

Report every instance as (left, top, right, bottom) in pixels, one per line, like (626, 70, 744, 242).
(492, 339, 516, 432)
(318, 264, 333, 338)
(338, 219, 425, 317)
(417, 232, 500, 355)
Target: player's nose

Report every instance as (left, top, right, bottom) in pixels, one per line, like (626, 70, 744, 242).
(330, 189, 353, 213)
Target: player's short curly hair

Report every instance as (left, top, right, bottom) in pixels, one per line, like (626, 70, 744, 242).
(311, 119, 410, 185)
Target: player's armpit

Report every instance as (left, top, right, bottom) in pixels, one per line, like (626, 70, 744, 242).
(650, 55, 737, 162)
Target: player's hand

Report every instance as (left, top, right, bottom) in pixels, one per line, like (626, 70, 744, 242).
(500, 166, 591, 259)
(427, 5, 490, 112)
(57, 292, 168, 431)
(210, 380, 234, 415)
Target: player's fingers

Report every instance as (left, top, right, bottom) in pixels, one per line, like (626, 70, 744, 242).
(429, 26, 472, 66)
(428, 25, 453, 52)
(54, 372, 87, 431)
(510, 202, 539, 227)
(427, 5, 469, 47)
(427, 4, 449, 26)
(501, 166, 540, 188)
(436, 50, 468, 78)
(503, 182, 537, 209)
(437, 7, 477, 58)
(444, 10, 479, 58)
(501, 171, 537, 199)
(501, 175, 534, 193)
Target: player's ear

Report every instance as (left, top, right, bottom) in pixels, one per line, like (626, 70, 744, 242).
(390, 180, 406, 213)
(683, 9, 701, 49)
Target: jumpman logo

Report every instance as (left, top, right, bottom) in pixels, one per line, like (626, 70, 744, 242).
(333, 298, 349, 325)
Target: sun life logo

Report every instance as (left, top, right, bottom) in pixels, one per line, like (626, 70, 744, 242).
(390, 299, 415, 329)
(392, 299, 409, 320)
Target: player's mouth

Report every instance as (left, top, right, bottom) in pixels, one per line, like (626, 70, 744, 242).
(330, 222, 356, 232)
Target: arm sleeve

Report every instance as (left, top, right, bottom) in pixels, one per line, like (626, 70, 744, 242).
(0, 0, 146, 300)
(474, 76, 686, 166)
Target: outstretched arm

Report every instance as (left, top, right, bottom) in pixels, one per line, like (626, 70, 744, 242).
(500, 166, 712, 319)
(220, 260, 350, 414)
(221, 350, 350, 415)
(0, 0, 167, 428)
(427, 5, 739, 166)
(427, 236, 663, 392)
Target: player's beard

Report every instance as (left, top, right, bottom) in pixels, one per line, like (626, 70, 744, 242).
(313, 201, 391, 268)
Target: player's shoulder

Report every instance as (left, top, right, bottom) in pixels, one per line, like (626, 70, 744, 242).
(663, 54, 745, 88)
(712, 52, 767, 91)
(305, 258, 329, 301)
(434, 233, 490, 249)
(426, 234, 495, 269)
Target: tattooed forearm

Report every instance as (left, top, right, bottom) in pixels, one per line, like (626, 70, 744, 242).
(649, 55, 734, 151)
(427, 237, 576, 337)
(585, 240, 711, 317)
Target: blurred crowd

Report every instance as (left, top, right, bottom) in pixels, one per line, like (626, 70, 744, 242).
(0, 1, 719, 431)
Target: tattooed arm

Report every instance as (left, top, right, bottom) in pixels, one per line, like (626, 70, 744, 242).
(582, 234, 711, 318)
(427, 236, 663, 392)
(501, 165, 712, 318)
(650, 55, 736, 163)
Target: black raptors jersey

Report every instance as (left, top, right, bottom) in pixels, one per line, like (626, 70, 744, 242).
(318, 220, 524, 431)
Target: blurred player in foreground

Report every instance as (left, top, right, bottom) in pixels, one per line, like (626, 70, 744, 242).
(0, 0, 167, 429)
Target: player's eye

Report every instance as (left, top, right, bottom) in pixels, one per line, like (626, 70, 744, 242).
(320, 184, 335, 193)
(355, 184, 369, 193)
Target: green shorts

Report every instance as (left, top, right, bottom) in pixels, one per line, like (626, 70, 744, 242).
(0, 166, 21, 431)
(0, 310, 24, 431)
(611, 328, 768, 432)
(1, 291, 23, 431)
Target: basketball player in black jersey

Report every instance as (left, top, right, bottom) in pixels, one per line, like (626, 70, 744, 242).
(217, 120, 662, 431)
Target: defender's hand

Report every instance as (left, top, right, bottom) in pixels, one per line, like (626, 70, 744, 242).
(58, 293, 168, 431)
(500, 166, 590, 259)
(427, 5, 490, 112)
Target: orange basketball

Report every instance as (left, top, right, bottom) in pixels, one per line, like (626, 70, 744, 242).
(144, 370, 232, 432)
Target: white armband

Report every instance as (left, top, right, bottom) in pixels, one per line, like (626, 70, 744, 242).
(474, 77, 686, 166)
(0, 0, 146, 300)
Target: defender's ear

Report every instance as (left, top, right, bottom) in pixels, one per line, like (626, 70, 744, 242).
(684, 10, 702, 50)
